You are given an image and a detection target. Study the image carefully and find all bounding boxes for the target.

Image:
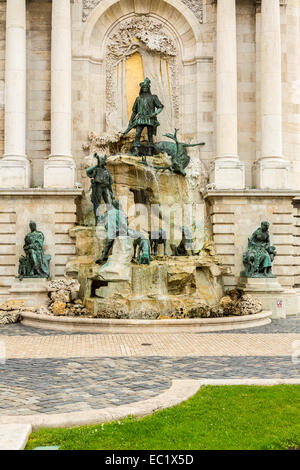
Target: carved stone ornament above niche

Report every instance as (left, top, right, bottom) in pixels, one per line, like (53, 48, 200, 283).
(82, 0, 204, 24)
(107, 16, 177, 59)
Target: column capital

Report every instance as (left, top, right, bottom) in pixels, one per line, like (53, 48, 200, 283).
(255, 0, 287, 13)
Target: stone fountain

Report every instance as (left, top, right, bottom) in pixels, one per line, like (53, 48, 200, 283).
(66, 78, 227, 319)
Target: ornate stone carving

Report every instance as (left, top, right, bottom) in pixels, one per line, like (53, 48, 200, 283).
(82, 0, 205, 23)
(82, 0, 104, 22)
(106, 16, 179, 129)
(107, 17, 176, 58)
(181, 0, 203, 24)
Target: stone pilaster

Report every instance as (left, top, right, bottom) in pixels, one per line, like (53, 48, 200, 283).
(210, 0, 245, 189)
(44, 0, 76, 189)
(253, 0, 290, 189)
(0, 0, 31, 188)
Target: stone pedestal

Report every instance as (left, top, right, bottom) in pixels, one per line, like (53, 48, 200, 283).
(98, 236, 133, 282)
(253, 158, 290, 190)
(8, 278, 49, 308)
(210, 159, 245, 190)
(0, 157, 31, 188)
(44, 156, 76, 189)
(238, 277, 287, 319)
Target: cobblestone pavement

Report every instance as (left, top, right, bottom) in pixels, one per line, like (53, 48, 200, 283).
(0, 319, 299, 416)
(0, 356, 298, 416)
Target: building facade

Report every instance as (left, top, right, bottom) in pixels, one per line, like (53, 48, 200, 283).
(0, 0, 300, 313)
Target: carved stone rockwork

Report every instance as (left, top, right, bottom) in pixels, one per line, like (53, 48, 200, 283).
(106, 16, 179, 132)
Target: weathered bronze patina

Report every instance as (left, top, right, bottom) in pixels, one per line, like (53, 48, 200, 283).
(86, 153, 115, 224)
(95, 200, 152, 265)
(18, 221, 51, 280)
(129, 228, 152, 265)
(241, 221, 277, 278)
(154, 129, 205, 176)
(171, 226, 199, 256)
(148, 228, 167, 256)
(123, 77, 164, 158)
(96, 200, 128, 264)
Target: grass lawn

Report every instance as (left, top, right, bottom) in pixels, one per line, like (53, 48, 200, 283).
(26, 385, 300, 450)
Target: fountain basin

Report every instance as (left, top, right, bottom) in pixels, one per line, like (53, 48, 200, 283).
(21, 310, 272, 333)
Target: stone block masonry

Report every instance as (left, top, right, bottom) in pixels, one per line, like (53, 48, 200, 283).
(0, 189, 82, 303)
(205, 189, 300, 315)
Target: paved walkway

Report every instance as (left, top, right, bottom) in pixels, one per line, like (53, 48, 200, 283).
(0, 318, 299, 417)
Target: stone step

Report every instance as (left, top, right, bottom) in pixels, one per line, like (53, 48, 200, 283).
(0, 424, 32, 450)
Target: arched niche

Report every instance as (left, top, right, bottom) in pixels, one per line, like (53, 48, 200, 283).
(82, 0, 200, 62)
(79, 0, 201, 138)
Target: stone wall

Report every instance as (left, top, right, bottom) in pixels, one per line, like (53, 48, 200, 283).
(205, 190, 298, 291)
(0, 0, 300, 190)
(0, 0, 5, 159)
(0, 190, 81, 302)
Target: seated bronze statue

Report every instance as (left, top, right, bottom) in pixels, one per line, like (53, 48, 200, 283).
(241, 221, 277, 278)
(18, 221, 51, 281)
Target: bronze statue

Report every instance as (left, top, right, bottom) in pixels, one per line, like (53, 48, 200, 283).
(148, 228, 167, 256)
(154, 129, 205, 176)
(129, 228, 152, 265)
(123, 77, 164, 157)
(96, 200, 128, 264)
(241, 221, 277, 278)
(86, 153, 115, 224)
(171, 226, 199, 256)
(95, 201, 152, 266)
(18, 221, 51, 280)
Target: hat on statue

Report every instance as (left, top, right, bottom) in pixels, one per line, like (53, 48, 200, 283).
(139, 77, 151, 88)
